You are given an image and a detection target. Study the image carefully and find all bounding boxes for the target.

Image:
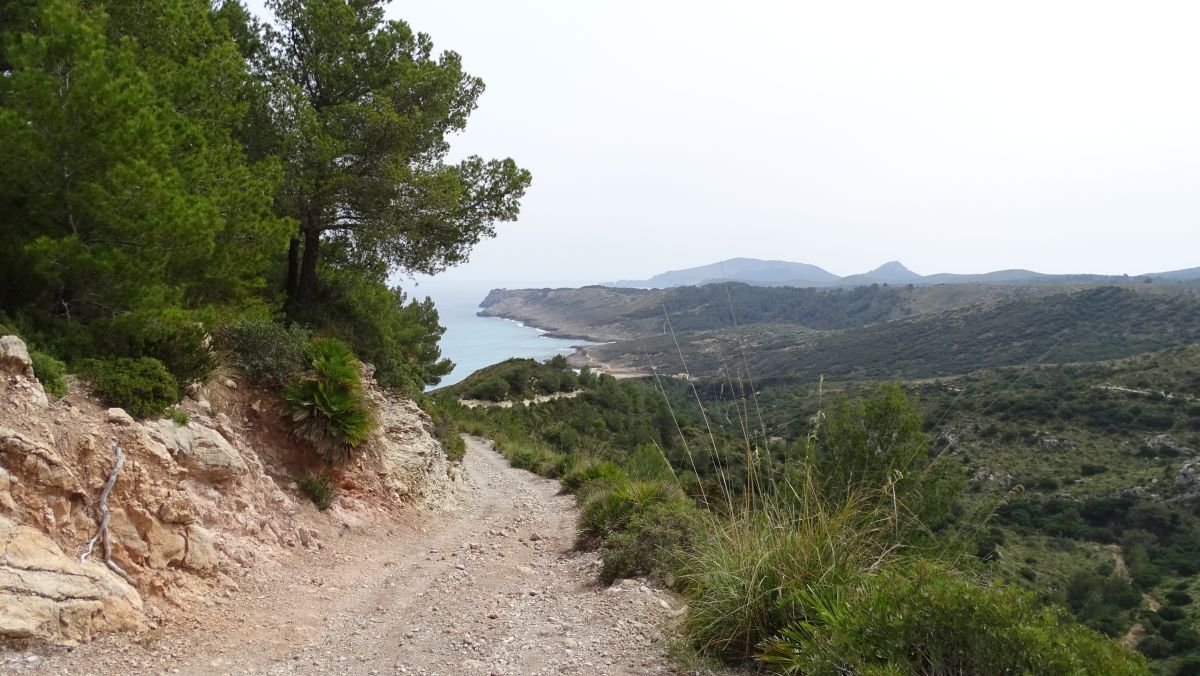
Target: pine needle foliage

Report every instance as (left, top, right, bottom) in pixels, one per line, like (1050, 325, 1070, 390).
(283, 338, 375, 464)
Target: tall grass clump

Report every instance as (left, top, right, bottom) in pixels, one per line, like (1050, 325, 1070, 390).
(298, 472, 337, 510)
(680, 486, 889, 660)
(283, 338, 375, 464)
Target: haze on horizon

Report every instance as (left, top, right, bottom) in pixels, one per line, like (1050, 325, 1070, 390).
(251, 1, 1200, 289)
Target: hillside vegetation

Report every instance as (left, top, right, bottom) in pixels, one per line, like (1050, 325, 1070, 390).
(461, 278, 1200, 673)
(581, 285, 1200, 383)
(438, 372, 1149, 673)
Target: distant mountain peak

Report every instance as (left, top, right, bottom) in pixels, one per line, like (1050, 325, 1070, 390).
(604, 257, 1200, 290)
(869, 261, 920, 278)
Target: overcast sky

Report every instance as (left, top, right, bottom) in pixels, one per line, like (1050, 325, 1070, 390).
(250, 1, 1200, 287)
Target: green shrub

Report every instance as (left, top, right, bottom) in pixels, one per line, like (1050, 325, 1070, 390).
(283, 338, 375, 464)
(298, 473, 336, 510)
(1174, 655, 1200, 676)
(561, 460, 626, 492)
(578, 478, 688, 548)
(77, 357, 179, 418)
(434, 415, 466, 462)
(29, 350, 67, 398)
(1167, 590, 1193, 606)
(219, 318, 310, 385)
(502, 441, 564, 476)
(93, 311, 215, 385)
(599, 499, 703, 585)
(759, 561, 1147, 675)
(169, 409, 189, 426)
(1159, 606, 1187, 622)
(466, 376, 510, 401)
(424, 398, 468, 462)
(1138, 635, 1173, 659)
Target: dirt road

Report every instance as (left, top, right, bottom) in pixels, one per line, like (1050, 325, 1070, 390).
(16, 437, 684, 675)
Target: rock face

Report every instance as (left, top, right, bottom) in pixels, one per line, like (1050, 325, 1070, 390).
(0, 516, 143, 644)
(1173, 461, 1200, 504)
(0, 336, 34, 378)
(0, 335, 458, 645)
(149, 420, 248, 482)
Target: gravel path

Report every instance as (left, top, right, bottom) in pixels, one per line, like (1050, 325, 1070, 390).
(14, 437, 686, 675)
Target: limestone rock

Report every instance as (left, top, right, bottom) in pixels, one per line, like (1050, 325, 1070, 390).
(150, 420, 247, 482)
(182, 524, 218, 574)
(157, 492, 199, 525)
(0, 335, 34, 378)
(0, 515, 143, 645)
(106, 408, 134, 426)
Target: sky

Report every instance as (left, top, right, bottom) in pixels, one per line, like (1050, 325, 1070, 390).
(248, 1, 1200, 288)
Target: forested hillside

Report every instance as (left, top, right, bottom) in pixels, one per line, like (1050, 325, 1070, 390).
(0, 0, 529, 396)
(574, 285, 1200, 383)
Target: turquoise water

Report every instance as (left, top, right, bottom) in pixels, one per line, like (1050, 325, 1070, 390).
(414, 281, 592, 389)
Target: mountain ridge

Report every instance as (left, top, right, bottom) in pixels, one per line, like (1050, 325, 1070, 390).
(607, 257, 1200, 289)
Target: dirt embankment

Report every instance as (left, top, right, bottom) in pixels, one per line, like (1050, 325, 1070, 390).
(0, 335, 458, 650)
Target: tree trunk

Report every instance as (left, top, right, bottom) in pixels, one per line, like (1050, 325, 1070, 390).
(297, 227, 321, 303)
(285, 236, 300, 301)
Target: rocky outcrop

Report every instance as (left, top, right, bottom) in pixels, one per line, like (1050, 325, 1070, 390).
(0, 335, 459, 645)
(0, 336, 35, 379)
(0, 515, 143, 644)
(1147, 434, 1195, 457)
(148, 420, 247, 482)
(1173, 460, 1200, 504)
(970, 467, 1016, 490)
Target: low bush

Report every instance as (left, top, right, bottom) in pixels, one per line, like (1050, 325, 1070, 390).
(169, 409, 190, 426)
(298, 473, 336, 510)
(578, 478, 688, 547)
(77, 357, 179, 418)
(759, 561, 1147, 674)
(561, 459, 626, 492)
(1166, 590, 1193, 606)
(93, 311, 215, 385)
(219, 318, 310, 385)
(435, 417, 466, 462)
(1159, 606, 1187, 622)
(465, 376, 510, 401)
(598, 498, 703, 585)
(1138, 635, 1173, 659)
(29, 350, 67, 398)
(283, 338, 375, 464)
(501, 440, 569, 477)
(424, 397, 467, 462)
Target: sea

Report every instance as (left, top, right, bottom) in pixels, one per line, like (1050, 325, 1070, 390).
(406, 279, 593, 390)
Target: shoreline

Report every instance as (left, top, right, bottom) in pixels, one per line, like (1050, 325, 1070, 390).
(568, 345, 648, 380)
(475, 309, 609, 343)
